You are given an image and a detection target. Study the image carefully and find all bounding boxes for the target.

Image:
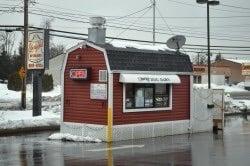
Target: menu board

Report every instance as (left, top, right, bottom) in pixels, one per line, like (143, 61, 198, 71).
(90, 84, 107, 100)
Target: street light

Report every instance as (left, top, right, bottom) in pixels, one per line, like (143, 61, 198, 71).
(197, 0, 219, 89)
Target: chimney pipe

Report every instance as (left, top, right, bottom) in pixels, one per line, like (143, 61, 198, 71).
(88, 17, 106, 44)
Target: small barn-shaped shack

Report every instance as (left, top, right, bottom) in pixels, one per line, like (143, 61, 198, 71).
(61, 41, 193, 142)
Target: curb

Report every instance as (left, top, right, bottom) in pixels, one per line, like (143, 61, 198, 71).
(0, 125, 60, 136)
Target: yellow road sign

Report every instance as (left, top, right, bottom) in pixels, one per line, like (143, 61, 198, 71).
(19, 67, 26, 79)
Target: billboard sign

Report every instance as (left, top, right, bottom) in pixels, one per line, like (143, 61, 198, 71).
(27, 30, 44, 69)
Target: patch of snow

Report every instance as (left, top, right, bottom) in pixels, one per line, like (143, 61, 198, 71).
(0, 83, 61, 110)
(42, 85, 61, 97)
(194, 83, 249, 114)
(237, 82, 245, 89)
(0, 111, 59, 130)
(48, 133, 102, 143)
(0, 83, 61, 102)
(0, 83, 61, 130)
(230, 100, 250, 110)
(193, 83, 247, 93)
(110, 40, 169, 51)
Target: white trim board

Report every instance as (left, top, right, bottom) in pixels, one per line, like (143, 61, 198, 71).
(112, 70, 193, 75)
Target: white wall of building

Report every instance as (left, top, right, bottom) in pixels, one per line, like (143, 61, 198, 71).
(45, 54, 65, 85)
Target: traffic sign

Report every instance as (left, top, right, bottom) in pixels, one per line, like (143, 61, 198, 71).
(19, 67, 26, 79)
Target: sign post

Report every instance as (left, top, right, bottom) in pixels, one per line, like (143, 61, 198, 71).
(28, 30, 49, 116)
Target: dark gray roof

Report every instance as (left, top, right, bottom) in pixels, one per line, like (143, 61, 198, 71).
(100, 44, 193, 72)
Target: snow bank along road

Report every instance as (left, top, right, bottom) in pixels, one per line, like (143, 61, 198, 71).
(0, 83, 61, 134)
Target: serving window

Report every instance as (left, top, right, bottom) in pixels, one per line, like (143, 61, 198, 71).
(124, 84, 172, 112)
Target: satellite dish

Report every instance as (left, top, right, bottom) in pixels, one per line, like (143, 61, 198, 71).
(166, 35, 186, 51)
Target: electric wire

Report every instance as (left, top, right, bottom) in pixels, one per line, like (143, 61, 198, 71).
(108, 5, 152, 43)
(1, 24, 250, 55)
(166, 0, 250, 14)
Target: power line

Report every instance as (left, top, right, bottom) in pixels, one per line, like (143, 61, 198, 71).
(184, 50, 250, 56)
(108, 6, 152, 43)
(220, 3, 250, 11)
(26, 10, 250, 43)
(24, 6, 250, 41)
(108, 4, 152, 21)
(155, 5, 174, 34)
(166, 0, 250, 14)
(182, 47, 250, 52)
(2, 25, 250, 49)
(109, 15, 250, 19)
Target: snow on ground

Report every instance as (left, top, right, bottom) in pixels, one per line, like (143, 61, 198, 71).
(193, 83, 247, 93)
(0, 83, 61, 130)
(0, 83, 61, 102)
(0, 111, 59, 130)
(194, 83, 249, 114)
(48, 133, 102, 143)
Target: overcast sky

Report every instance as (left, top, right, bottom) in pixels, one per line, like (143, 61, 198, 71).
(1, 0, 250, 59)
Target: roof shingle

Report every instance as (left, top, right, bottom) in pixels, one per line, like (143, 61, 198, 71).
(102, 44, 193, 72)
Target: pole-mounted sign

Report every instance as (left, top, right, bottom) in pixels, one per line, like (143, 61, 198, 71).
(27, 29, 50, 117)
(27, 30, 44, 70)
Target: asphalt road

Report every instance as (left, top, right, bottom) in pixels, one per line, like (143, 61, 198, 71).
(1, 116, 250, 166)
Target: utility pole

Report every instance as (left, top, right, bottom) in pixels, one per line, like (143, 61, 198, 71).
(152, 0, 156, 45)
(21, 0, 28, 109)
(207, 2, 211, 89)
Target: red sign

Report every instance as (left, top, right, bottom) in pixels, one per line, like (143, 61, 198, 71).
(70, 69, 88, 80)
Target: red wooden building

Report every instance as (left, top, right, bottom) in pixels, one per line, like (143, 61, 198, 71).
(61, 41, 193, 142)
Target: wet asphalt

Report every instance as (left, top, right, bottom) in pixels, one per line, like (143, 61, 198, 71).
(1, 116, 250, 166)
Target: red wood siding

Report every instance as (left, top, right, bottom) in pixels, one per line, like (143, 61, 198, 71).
(113, 74, 190, 125)
(63, 46, 107, 125)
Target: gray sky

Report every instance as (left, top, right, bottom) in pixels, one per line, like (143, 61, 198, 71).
(1, 0, 250, 59)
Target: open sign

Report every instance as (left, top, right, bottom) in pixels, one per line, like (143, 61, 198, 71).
(70, 69, 89, 80)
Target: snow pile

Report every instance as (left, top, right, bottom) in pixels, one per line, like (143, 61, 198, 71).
(0, 83, 61, 110)
(0, 83, 61, 131)
(48, 133, 102, 143)
(0, 83, 61, 101)
(225, 97, 250, 113)
(193, 83, 247, 93)
(42, 85, 61, 97)
(0, 111, 59, 130)
(193, 83, 249, 114)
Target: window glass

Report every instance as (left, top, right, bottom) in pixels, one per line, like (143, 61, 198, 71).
(135, 87, 144, 108)
(198, 76, 202, 84)
(125, 83, 171, 110)
(155, 84, 169, 108)
(125, 84, 134, 109)
(144, 87, 154, 107)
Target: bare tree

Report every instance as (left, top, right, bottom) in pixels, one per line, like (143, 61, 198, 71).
(193, 52, 207, 65)
(50, 44, 66, 58)
(0, 31, 16, 56)
(215, 52, 222, 61)
(41, 18, 54, 29)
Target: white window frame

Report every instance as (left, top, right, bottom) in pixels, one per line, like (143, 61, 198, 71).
(123, 83, 173, 113)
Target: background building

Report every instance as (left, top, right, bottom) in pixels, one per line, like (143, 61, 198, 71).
(212, 59, 250, 85)
(45, 54, 65, 85)
(193, 64, 231, 85)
